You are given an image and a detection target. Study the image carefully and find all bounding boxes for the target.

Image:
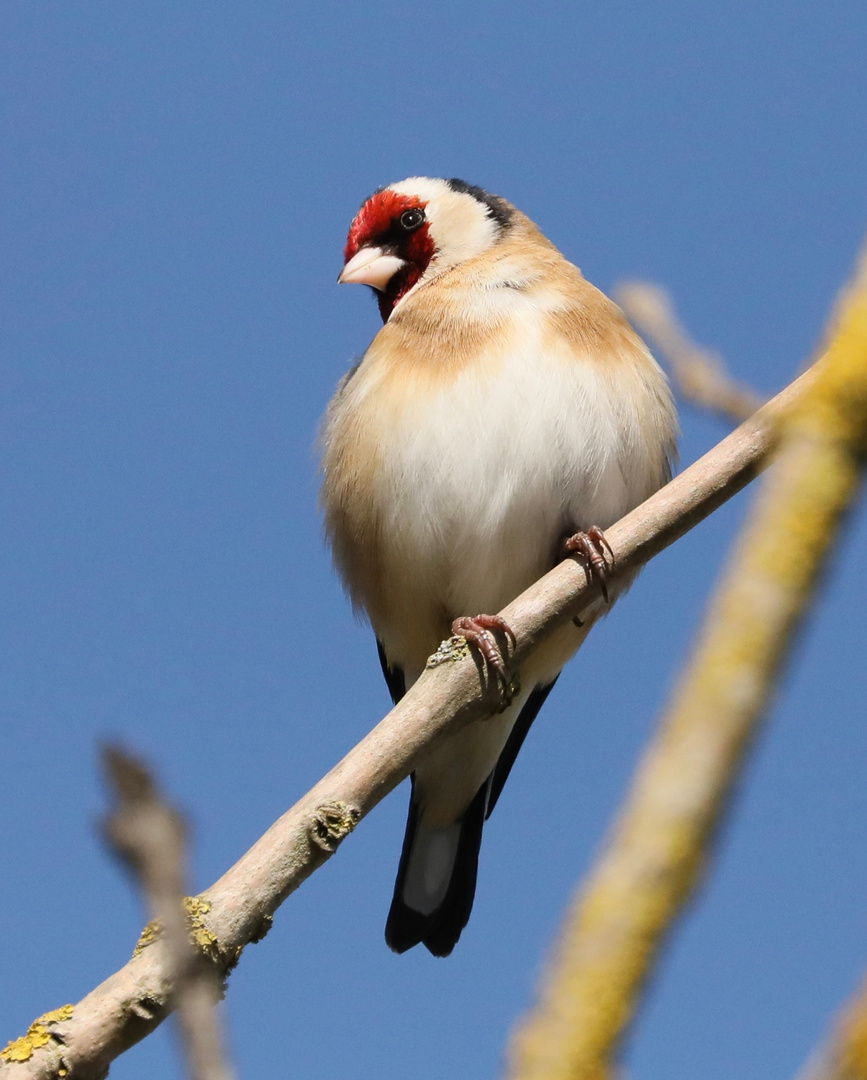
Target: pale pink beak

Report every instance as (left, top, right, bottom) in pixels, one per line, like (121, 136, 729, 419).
(338, 246, 406, 290)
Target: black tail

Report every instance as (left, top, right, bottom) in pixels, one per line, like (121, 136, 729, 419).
(385, 779, 489, 957)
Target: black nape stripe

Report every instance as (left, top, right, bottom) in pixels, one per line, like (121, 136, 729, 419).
(445, 178, 513, 230)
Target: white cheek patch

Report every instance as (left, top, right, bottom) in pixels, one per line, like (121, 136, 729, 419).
(388, 177, 503, 274)
(425, 192, 501, 265)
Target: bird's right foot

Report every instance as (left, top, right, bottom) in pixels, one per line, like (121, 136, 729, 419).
(451, 614, 515, 705)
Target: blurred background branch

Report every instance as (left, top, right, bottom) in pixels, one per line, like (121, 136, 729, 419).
(102, 746, 235, 1080)
(798, 975, 867, 1080)
(617, 280, 766, 423)
(508, 250, 867, 1080)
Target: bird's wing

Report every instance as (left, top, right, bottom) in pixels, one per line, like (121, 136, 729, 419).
(377, 638, 407, 705)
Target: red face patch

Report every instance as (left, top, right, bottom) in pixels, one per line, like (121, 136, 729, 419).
(343, 189, 436, 321)
(344, 190, 421, 260)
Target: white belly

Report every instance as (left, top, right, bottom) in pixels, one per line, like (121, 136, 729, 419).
(342, 324, 662, 676)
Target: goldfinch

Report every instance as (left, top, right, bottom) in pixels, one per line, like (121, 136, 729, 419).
(321, 177, 677, 956)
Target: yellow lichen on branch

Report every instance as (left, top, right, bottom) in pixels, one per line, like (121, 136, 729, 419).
(1, 1008, 74, 1067)
(507, 251, 867, 1080)
(184, 896, 223, 962)
(131, 898, 223, 963)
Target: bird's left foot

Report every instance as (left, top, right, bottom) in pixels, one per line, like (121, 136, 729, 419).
(564, 525, 614, 603)
(451, 614, 516, 705)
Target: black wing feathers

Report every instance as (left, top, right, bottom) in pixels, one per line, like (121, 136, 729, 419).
(377, 638, 406, 704)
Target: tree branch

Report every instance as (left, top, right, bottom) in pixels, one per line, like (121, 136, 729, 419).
(0, 354, 823, 1079)
(506, 252, 867, 1080)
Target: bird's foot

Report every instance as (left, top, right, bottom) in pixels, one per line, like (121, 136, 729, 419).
(564, 525, 614, 605)
(451, 614, 516, 708)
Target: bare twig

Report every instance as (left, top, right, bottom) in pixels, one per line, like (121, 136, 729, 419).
(507, 254, 867, 1080)
(102, 746, 234, 1080)
(0, 354, 824, 1079)
(618, 280, 766, 423)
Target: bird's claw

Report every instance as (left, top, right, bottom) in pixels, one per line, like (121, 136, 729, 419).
(451, 614, 516, 707)
(564, 525, 614, 603)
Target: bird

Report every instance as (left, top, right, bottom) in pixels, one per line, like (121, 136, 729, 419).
(320, 177, 677, 956)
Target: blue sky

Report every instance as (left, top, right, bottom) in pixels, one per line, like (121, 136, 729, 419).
(2, 3, 867, 1077)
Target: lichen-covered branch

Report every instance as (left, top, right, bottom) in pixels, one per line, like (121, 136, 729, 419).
(0, 355, 822, 1080)
(506, 253, 867, 1080)
(618, 280, 766, 423)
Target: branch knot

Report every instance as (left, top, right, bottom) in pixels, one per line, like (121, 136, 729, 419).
(310, 802, 360, 852)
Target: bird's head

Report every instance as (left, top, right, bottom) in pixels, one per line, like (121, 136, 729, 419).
(339, 177, 513, 321)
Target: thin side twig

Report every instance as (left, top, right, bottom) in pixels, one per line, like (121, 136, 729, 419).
(618, 279, 766, 423)
(102, 746, 234, 1080)
(507, 252, 867, 1080)
(0, 352, 824, 1080)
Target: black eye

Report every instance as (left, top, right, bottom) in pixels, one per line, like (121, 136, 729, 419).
(398, 208, 425, 232)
